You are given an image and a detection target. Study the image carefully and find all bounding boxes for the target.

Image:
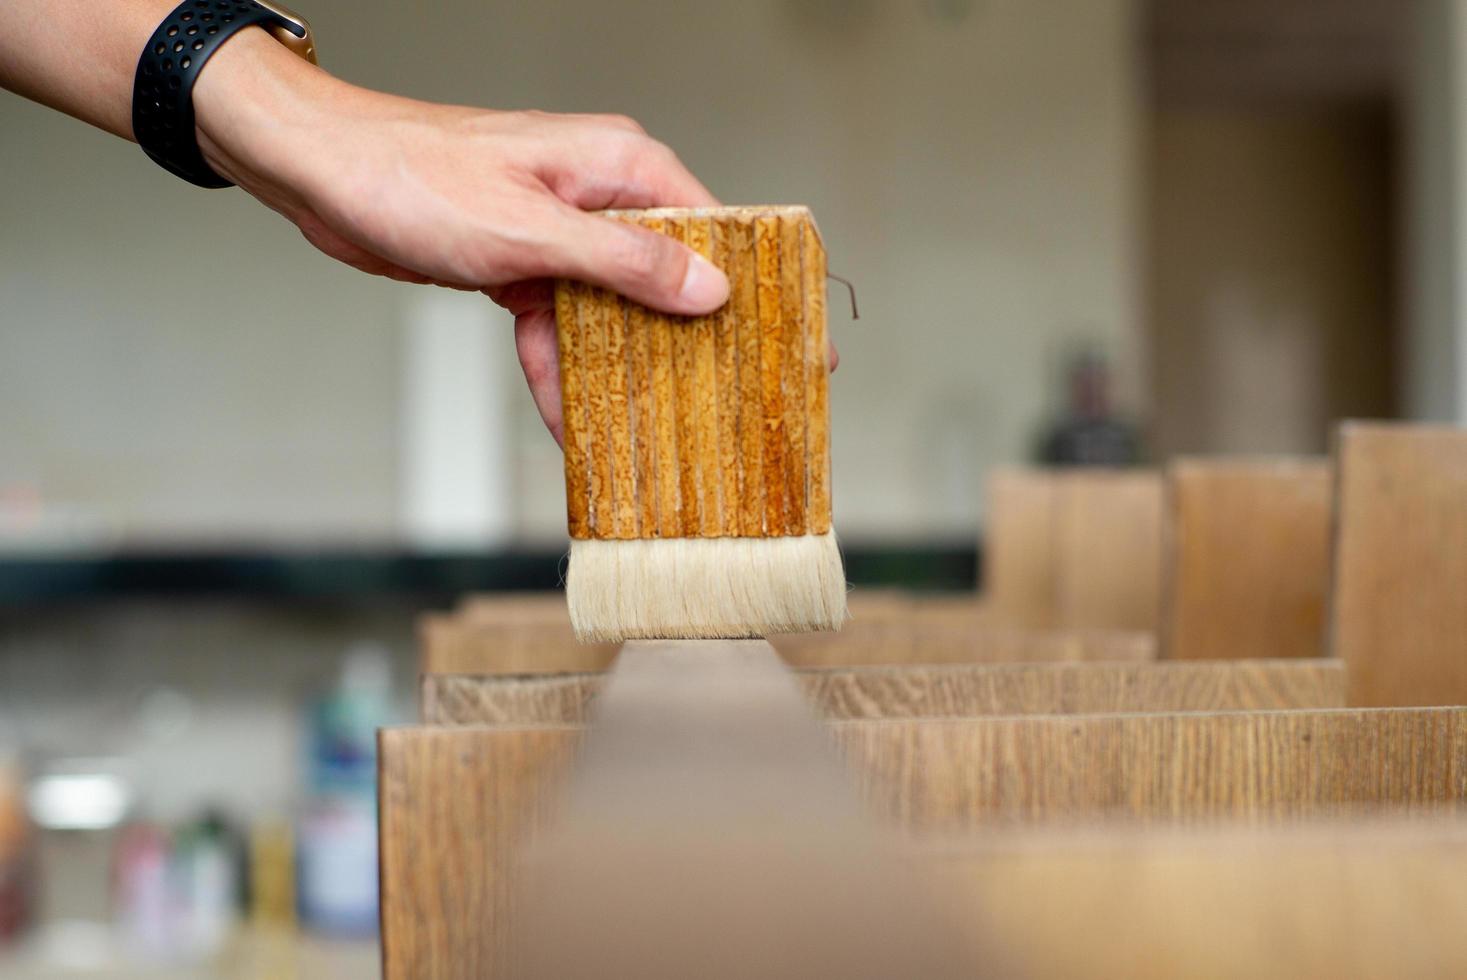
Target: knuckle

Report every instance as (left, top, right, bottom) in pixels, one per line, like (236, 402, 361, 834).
(601, 113, 647, 135)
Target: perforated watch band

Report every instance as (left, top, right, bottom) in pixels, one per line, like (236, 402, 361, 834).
(132, 0, 308, 188)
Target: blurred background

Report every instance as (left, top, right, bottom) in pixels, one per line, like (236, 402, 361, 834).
(1, 0, 1463, 974)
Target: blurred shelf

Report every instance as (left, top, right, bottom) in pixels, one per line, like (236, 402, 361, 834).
(0, 544, 978, 604)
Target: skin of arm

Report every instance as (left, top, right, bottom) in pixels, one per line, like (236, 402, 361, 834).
(0, 0, 751, 442)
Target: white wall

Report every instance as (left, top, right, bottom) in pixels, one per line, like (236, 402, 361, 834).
(0, 0, 1144, 545)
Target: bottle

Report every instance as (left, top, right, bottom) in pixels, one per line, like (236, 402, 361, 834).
(296, 644, 393, 936)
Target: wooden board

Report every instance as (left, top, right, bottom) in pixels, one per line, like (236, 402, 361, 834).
(420, 658, 1347, 726)
(419, 614, 620, 676)
(380, 706, 1467, 977)
(843, 705, 1467, 833)
(419, 616, 1153, 676)
(378, 725, 575, 980)
(985, 467, 1163, 631)
(1332, 423, 1467, 706)
(507, 641, 973, 979)
(1163, 457, 1332, 659)
(937, 819, 1467, 979)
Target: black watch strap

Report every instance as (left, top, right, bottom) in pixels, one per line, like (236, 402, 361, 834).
(132, 0, 303, 188)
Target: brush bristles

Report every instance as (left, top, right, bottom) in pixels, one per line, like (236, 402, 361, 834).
(566, 531, 848, 642)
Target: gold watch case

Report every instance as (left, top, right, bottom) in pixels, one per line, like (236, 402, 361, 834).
(254, 0, 318, 64)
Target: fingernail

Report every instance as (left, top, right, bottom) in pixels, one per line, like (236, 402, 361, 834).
(678, 254, 730, 311)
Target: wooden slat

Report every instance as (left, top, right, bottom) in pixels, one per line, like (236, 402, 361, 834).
(984, 467, 1058, 627)
(986, 467, 1163, 631)
(419, 615, 1153, 676)
(935, 820, 1467, 979)
(508, 640, 973, 979)
(418, 614, 620, 676)
(379, 726, 575, 980)
(420, 659, 1347, 726)
(842, 706, 1466, 833)
(1332, 423, 1467, 706)
(1163, 457, 1332, 659)
(380, 706, 1467, 978)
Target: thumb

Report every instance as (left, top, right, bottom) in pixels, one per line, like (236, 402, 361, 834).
(546, 210, 729, 315)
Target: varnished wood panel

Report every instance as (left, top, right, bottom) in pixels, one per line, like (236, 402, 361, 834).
(843, 706, 1466, 833)
(1163, 457, 1331, 659)
(377, 726, 576, 980)
(380, 707, 1467, 978)
(986, 467, 1163, 631)
(938, 819, 1467, 979)
(509, 640, 973, 979)
(554, 206, 831, 541)
(420, 659, 1346, 726)
(418, 614, 621, 676)
(419, 615, 1153, 676)
(1332, 423, 1467, 706)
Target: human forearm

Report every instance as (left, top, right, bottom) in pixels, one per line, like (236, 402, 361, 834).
(1, 0, 736, 440)
(0, 0, 185, 138)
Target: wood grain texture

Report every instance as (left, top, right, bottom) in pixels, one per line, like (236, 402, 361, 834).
(846, 706, 1467, 832)
(754, 213, 788, 535)
(1163, 457, 1332, 659)
(986, 467, 1163, 631)
(419, 615, 1154, 676)
(509, 641, 973, 979)
(418, 615, 620, 676)
(778, 213, 808, 534)
(642, 217, 681, 539)
(687, 216, 723, 536)
(665, 215, 701, 537)
(1332, 423, 1467, 706)
(731, 214, 765, 536)
(603, 294, 636, 537)
(801, 218, 831, 534)
(711, 219, 741, 535)
(936, 820, 1467, 980)
(627, 280, 660, 535)
(554, 284, 591, 538)
(420, 658, 1347, 726)
(582, 283, 614, 536)
(379, 707, 1467, 978)
(554, 206, 830, 540)
(378, 725, 576, 980)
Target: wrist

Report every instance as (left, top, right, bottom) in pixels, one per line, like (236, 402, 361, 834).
(191, 25, 337, 199)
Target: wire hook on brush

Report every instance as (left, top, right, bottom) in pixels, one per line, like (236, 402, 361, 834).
(827, 273, 859, 320)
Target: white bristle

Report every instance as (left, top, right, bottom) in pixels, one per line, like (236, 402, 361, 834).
(566, 531, 848, 642)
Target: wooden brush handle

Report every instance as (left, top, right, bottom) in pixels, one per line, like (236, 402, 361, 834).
(557, 206, 833, 541)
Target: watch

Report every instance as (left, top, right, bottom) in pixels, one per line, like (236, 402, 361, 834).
(132, 0, 318, 189)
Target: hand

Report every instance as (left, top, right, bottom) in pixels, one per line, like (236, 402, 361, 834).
(192, 29, 730, 443)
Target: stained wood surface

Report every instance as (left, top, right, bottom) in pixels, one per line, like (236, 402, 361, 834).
(554, 206, 831, 541)
(508, 641, 972, 979)
(379, 725, 575, 980)
(380, 706, 1467, 977)
(1332, 423, 1467, 706)
(419, 614, 1153, 676)
(420, 658, 1347, 726)
(985, 467, 1163, 631)
(937, 820, 1467, 979)
(843, 706, 1467, 832)
(418, 614, 620, 676)
(1163, 457, 1332, 659)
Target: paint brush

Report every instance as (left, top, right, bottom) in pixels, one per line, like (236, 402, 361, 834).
(556, 205, 847, 641)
